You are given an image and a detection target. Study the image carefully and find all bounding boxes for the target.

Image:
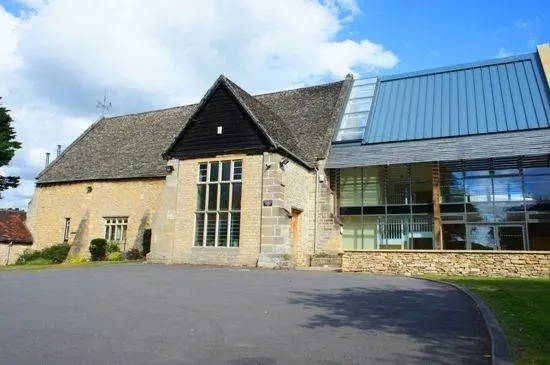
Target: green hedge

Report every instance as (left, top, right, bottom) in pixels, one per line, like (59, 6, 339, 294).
(16, 244, 70, 265)
(89, 238, 107, 261)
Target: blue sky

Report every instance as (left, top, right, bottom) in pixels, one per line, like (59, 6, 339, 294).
(0, 0, 548, 208)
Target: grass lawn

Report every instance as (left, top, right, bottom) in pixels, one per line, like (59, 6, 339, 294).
(432, 276, 550, 365)
(0, 260, 143, 271)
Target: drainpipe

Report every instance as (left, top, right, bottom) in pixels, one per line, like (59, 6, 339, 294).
(259, 153, 265, 255)
(313, 165, 319, 255)
(6, 241, 13, 265)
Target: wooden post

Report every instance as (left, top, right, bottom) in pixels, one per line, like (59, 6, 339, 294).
(432, 162, 442, 250)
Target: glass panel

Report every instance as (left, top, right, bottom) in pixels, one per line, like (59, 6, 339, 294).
(340, 168, 362, 207)
(221, 161, 231, 181)
(528, 223, 550, 251)
(466, 202, 494, 223)
(387, 165, 409, 181)
(350, 83, 376, 98)
(195, 214, 204, 245)
(208, 184, 218, 210)
(469, 225, 497, 250)
(197, 185, 206, 211)
(345, 98, 372, 114)
(493, 202, 525, 222)
(524, 175, 550, 211)
(341, 216, 362, 250)
(353, 77, 378, 86)
(465, 178, 492, 202)
(386, 182, 409, 204)
(411, 216, 433, 249)
(199, 163, 208, 182)
(230, 213, 240, 247)
(231, 183, 242, 210)
(217, 213, 228, 247)
(410, 162, 432, 181)
(209, 162, 219, 182)
(492, 176, 523, 202)
(339, 113, 369, 129)
(498, 226, 524, 250)
(220, 183, 230, 210)
(380, 215, 410, 249)
(363, 167, 383, 205)
(232, 160, 242, 180)
(336, 128, 364, 141)
(412, 181, 432, 204)
(443, 224, 466, 249)
(205, 213, 216, 246)
(441, 179, 465, 203)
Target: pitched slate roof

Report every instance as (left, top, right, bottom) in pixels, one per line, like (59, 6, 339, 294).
(0, 209, 33, 244)
(363, 53, 550, 144)
(37, 76, 349, 184)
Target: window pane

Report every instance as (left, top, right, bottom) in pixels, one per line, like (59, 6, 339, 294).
(465, 178, 492, 202)
(231, 183, 241, 210)
(208, 184, 218, 210)
(412, 181, 432, 204)
(493, 176, 523, 202)
(441, 179, 465, 203)
(340, 168, 362, 207)
(221, 161, 231, 181)
(209, 162, 219, 182)
(341, 216, 363, 250)
(466, 202, 494, 223)
(350, 83, 376, 98)
(524, 175, 550, 211)
(220, 183, 230, 210)
(233, 161, 242, 180)
(218, 213, 228, 247)
(230, 213, 240, 247)
(197, 185, 206, 211)
(345, 98, 372, 114)
(199, 163, 208, 182)
(195, 213, 205, 246)
(336, 128, 364, 141)
(386, 182, 409, 204)
(339, 112, 369, 129)
(498, 226, 524, 250)
(363, 167, 384, 205)
(105, 226, 109, 240)
(443, 224, 466, 249)
(469, 225, 497, 250)
(206, 213, 216, 246)
(528, 223, 550, 251)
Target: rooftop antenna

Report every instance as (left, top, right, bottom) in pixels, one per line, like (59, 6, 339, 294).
(96, 89, 112, 117)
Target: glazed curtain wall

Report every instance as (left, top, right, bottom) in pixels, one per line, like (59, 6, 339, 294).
(339, 155, 550, 251)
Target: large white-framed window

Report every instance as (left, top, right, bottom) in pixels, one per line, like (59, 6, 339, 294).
(195, 160, 242, 247)
(104, 217, 128, 243)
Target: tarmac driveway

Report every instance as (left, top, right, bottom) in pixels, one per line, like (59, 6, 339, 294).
(0, 264, 490, 365)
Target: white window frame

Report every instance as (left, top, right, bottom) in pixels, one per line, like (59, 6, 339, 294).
(104, 217, 128, 243)
(195, 160, 242, 247)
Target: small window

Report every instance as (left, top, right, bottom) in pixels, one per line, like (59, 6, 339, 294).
(104, 217, 128, 243)
(63, 218, 71, 243)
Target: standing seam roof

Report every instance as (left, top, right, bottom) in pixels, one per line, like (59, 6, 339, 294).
(363, 53, 550, 144)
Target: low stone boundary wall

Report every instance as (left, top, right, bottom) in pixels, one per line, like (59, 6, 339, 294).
(342, 250, 550, 277)
(310, 254, 342, 267)
(0, 244, 29, 265)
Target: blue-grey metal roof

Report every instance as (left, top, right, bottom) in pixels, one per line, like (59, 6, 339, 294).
(363, 53, 550, 144)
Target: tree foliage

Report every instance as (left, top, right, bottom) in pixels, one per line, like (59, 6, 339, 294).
(0, 97, 22, 197)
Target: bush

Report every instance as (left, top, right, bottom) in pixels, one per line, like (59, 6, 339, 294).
(15, 244, 70, 265)
(26, 258, 53, 265)
(89, 238, 107, 261)
(125, 248, 143, 260)
(106, 242, 120, 253)
(107, 251, 123, 261)
(66, 254, 88, 264)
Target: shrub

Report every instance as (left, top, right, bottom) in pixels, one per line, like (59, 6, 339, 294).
(26, 258, 53, 265)
(40, 244, 70, 264)
(15, 244, 70, 265)
(89, 238, 107, 261)
(66, 254, 88, 264)
(106, 242, 120, 253)
(107, 251, 123, 261)
(125, 248, 143, 261)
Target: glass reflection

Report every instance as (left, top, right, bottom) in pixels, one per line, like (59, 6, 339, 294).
(469, 225, 497, 250)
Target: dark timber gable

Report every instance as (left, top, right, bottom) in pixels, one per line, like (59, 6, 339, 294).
(167, 82, 273, 159)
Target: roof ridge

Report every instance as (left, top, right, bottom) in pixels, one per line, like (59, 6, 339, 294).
(253, 80, 345, 97)
(105, 104, 197, 120)
(380, 52, 537, 82)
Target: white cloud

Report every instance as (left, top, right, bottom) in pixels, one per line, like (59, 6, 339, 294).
(495, 47, 511, 58)
(0, 0, 398, 209)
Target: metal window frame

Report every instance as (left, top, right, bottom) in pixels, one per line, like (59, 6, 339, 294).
(194, 160, 242, 248)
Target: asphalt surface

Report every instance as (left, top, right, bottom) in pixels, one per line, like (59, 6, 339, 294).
(0, 264, 490, 365)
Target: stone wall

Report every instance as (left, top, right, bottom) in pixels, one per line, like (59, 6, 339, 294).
(27, 179, 165, 256)
(149, 154, 263, 266)
(343, 250, 550, 278)
(0, 244, 29, 265)
(538, 43, 550, 87)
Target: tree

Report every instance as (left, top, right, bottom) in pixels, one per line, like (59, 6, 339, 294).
(0, 97, 22, 198)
